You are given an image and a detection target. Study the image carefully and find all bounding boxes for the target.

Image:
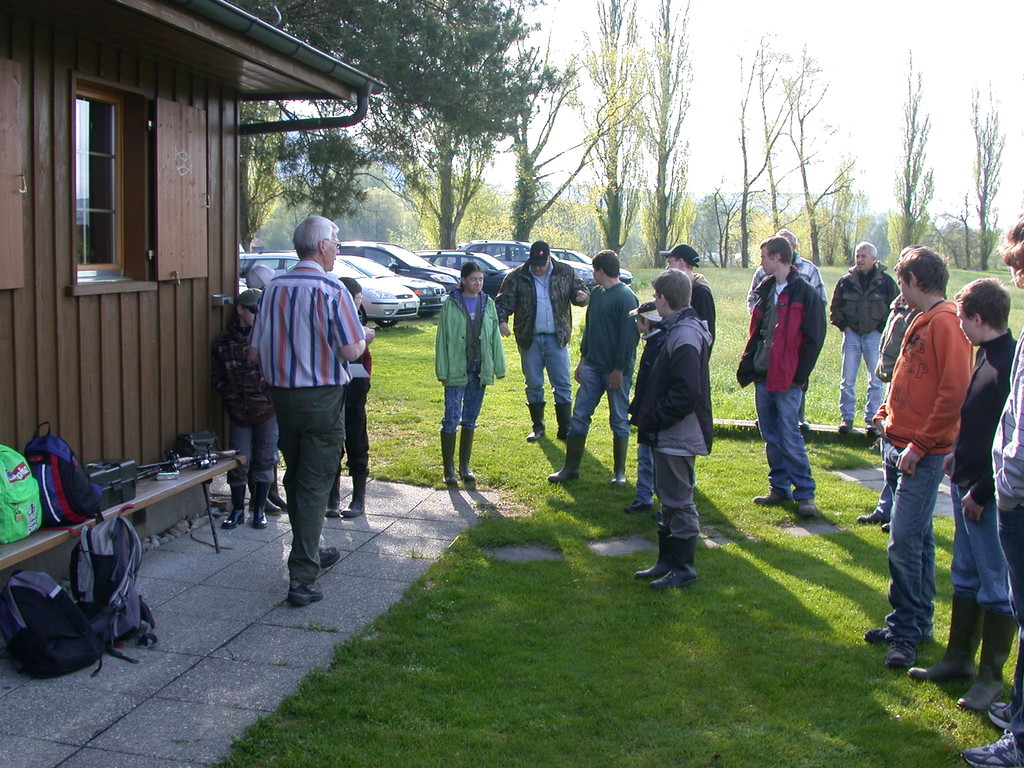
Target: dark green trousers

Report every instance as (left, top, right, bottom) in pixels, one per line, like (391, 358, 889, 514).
(270, 385, 346, 585)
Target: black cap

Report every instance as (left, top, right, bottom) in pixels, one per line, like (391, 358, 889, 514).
(629, 300, 661, 324)
(668, 243, 700, 266)
(529, 240, 550, 267)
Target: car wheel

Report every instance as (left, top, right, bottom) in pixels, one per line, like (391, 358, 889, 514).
(376, 318, 398, 328)
(358, 306, 368, 325)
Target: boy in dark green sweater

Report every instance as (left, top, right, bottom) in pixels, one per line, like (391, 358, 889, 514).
(549, 250, 639, 485)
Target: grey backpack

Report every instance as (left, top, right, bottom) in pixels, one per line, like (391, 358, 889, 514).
(70, 516, 156, 661)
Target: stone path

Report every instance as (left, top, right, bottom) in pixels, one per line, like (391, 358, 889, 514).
(0, 480, 497, 768)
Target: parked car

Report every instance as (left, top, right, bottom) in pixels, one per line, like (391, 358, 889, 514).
(551, 247, 632, 284)
(327, 259, 419, 327)
(458, 240, 596, 287)
(417, 250, 510, 297)
(336, 241, 460, 295)
(339, 255, 449, 317)
(238, 251, 299, 290)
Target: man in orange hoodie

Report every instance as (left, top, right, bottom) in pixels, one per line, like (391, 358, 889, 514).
(864, 247, 973, 669)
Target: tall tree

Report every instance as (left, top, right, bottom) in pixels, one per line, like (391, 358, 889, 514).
(640, 0, 692, 257)
(239, 101, 285, 250)
(737, 38, 790, 268)
(889, 56, 934, 252)
(237, 0, 534, 247)
(586, 0, 643, 253)
(971, 87, 1004, 271)
(783, 47, 853, 266)
(509, 47, 597, 242)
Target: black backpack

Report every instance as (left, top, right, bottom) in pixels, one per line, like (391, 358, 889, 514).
(0, 570, 104, 677)
(71, 515, 156, 661)
(23, 422, 102, 527)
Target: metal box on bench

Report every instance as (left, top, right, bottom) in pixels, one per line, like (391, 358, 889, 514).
(86, 460, 137, 509)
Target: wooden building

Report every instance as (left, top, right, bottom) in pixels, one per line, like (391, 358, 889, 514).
(0, 0, 381, 464)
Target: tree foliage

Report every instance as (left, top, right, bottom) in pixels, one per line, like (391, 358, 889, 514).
(890, 56, 934, 252)
(586, 0, 643, 253)
(971, 87, 1004, 270)
(640, 0, 692, 257)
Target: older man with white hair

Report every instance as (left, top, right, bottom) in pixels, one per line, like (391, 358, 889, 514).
(829, 241, 899, 434)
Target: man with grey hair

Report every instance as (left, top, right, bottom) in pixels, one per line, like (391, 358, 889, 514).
(829, 241, 899, 434)
(249, 215, 366, 606)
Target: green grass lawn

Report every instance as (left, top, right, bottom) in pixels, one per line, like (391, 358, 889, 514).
(220, 263, 1024, 768)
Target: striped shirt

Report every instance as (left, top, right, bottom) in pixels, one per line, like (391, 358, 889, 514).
(250, 260, 365, 388)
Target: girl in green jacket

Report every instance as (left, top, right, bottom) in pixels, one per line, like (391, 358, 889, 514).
(436, 261, 506, 485)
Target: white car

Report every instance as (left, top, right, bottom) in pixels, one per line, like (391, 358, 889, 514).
(338, 255, 449, 317)
(327, 260, 419, 327)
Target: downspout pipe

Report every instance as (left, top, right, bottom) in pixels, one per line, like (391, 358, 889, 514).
(240, 85, 371, 135)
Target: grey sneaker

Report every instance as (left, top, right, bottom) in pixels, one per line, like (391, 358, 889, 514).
(962, 731, 1024, 767)
(991, 702, 1015, 731)
(797, 498, 819, 517)
(287, 580, 324, 607)
(885, 640, 917, 669)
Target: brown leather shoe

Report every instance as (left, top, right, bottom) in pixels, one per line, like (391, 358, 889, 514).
(753, 491, 787, 506)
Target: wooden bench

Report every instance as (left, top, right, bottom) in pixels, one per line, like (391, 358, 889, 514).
(0, 457, 243, 573)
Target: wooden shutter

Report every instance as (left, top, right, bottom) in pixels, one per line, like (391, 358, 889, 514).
(155, 98, 208, 281)
(0, 57, 24, 290)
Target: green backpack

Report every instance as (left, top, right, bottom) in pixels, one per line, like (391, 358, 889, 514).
(0, 445, 42, 544)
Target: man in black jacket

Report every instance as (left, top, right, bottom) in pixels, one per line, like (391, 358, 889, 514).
(495, 241, 589, 442)
(665, 243, 716, 346)
(829, 241, 899, 434)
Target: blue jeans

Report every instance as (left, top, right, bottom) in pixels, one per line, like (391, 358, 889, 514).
(635, 442, 654, 505)
(441, 373, 486, 432)
(840, 330, 883, 424)
(227, 416, 278, 486)
(884, 440, 945, 643)
(568, 364, 632, 439)
(520, 334, 572, 405)
(951, 484, 1012, 614)
(998, 507, 1024, 741)
(755, 381, 815, 500)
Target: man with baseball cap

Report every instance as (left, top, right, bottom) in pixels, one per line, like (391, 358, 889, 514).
(665, 244, 716, 345)
(495, 240, 590, 442)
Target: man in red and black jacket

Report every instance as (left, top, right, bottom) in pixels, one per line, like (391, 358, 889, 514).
(738, 235, 826, 517)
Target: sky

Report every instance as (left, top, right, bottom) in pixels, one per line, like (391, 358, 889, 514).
(504, 0, 1024, 228)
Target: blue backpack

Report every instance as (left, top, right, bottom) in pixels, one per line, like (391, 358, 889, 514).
(23, 422, 102, 527)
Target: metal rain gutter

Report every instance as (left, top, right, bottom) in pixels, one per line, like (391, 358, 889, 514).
(239, 84, 372, 135)
(165, 0, 384, 96)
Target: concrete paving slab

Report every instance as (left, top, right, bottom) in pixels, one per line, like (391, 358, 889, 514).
(260, 574, 408, 630)
(0, 683, 139, 744)
(586, 536, 656, 557)
(158, 657, 311, 711)
(831, 467, 952, 518)
(210, 623, 339, 667)
(330, 550, 435, 581)
(57, 748, 202, 768)
(87, 697, 261, 764)
(784, 522, 843, 537)
(158, 583, 278, 623)
(4, 479, 487, 768)
(0, 736, 78, 767)
(483, 544, 563, 561)
(148, 612, 251, 657)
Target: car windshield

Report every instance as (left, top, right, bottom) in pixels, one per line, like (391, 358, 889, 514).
(328, 260, 364, 280)
(555, 250, 589, 264)
(423, 251, 506, 272)
(386, 248, 437, 269)
(457, 252, 507, 271)
(341, 256, 393, 278)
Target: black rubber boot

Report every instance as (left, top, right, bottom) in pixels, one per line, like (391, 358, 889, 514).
(441, 432, 458, 485)
(958, 610, 1018, 711)
(554, 402, 572, 441)
(222, 484, 246, 529)
(635, 526, 671, 580)
(342, 473, 367, 518)
(908, 594, 982, 680)
(526, 402, 546, 442)
(251, 481, 269, 529)
(611, 435, 629, 486)
(459, 428, 476, 483)
(267, 464, 287, 512)
(326, 469, 343, 518)
(650, 536, 698, 589)
(548, 433, 587, 482)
